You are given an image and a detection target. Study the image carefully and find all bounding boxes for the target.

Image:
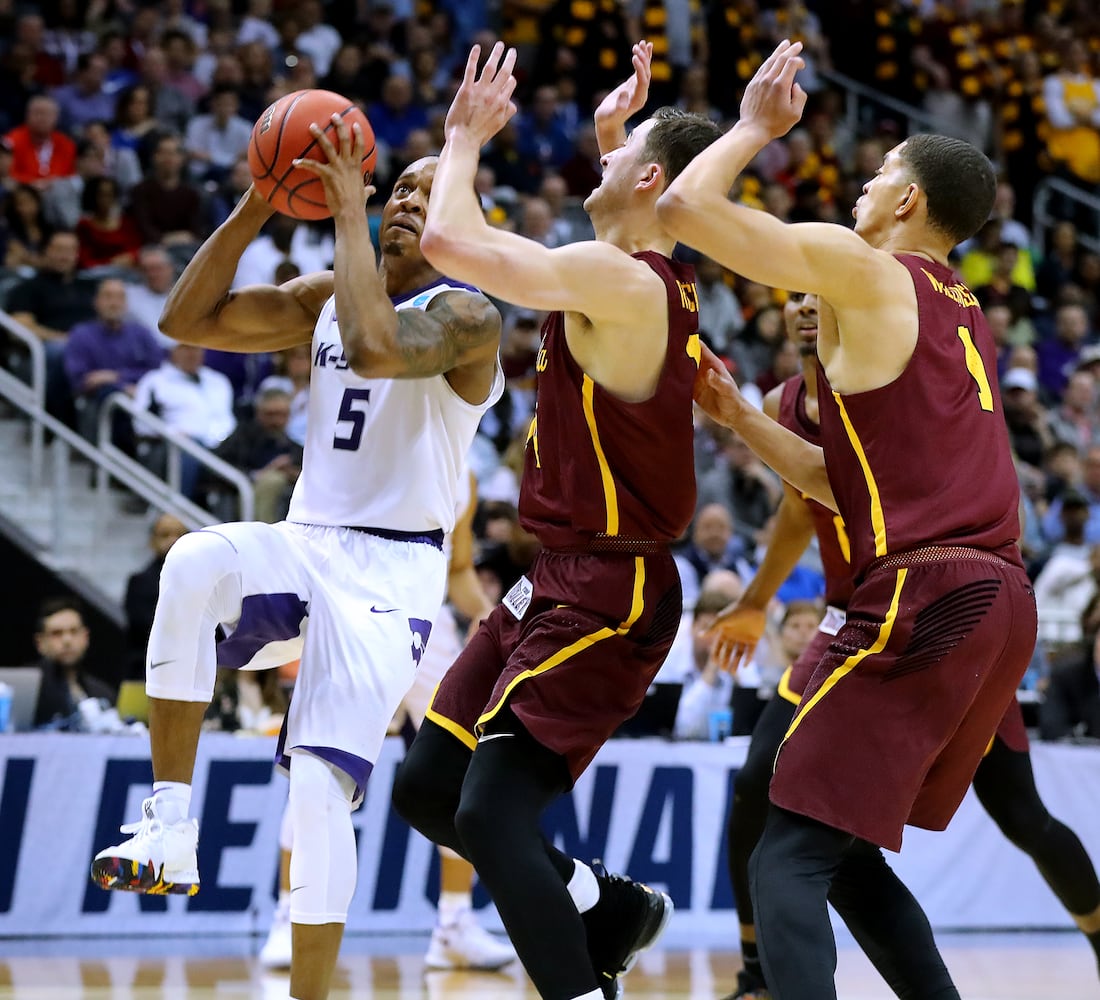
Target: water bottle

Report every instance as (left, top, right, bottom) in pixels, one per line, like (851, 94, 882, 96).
(0, 682, 13, 733)
(707, 707, 733, 742)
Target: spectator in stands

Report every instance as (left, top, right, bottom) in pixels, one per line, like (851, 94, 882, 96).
(139, 46, 194, 136)
(128, 132, 204, 250)
(5, 95, 76, 190)
(208, 156, 253, 229)
(369, 74, 429, 164)
(132, 342, 236, 499)
(81, 120, 142, 193)
(123, 513, 188, 680)
(295, 0, 342, 78)
(1038, 302, 1093, 399)
(110, 84, 159, 162)
(125, 245, 177, 346)
(258, 343, 310, 446)
(31, 597, 115, 728)
(698, 426, 783, 550)
(0, 137, 15, 207)
(1044, 444, 1100, 546)
(232, 214, 332, 289)
(1002, 366, 1055, 470)
(1049, 370, 1100, 452)
(695, 255, 744, 355)
(1036, 221, 1083, 307)
(42, 137, 106, 231)
(681, 502, 755, 602)
(1034, 492, 1096, 646)
(516, 84, 574, 184)
(672, 571, 747, 741)
(63, 277, 162, 444)
(2, 183, 53, 270)
(183, 84, 252, 185)
(1040, 602, 1100, 742)
(728, 298, 786, 384)
(237, 0, 280, 51)
(975, 239, 1036, 336)
(1042, 38, 1100, 190)
(161, 29, 205, 106)
(212, 387, 302, 523)
(75, 176, 143, 269)
(12, 13, 64, 90)
(322, 43, 374, 107)
(558, 123, 602, 200)
(52, 51, 116, 134)
(6, 229, 97, 424)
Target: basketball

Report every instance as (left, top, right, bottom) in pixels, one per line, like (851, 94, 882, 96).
(248, 89, 377, 221)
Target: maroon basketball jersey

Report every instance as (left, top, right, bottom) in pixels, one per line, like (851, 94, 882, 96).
(815, 255, 1022, 580)
(777, 375, 855, 607)
(519, 251, 701, 549)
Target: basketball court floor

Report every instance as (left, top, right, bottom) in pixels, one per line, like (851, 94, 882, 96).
(0, 931, 1093, 999)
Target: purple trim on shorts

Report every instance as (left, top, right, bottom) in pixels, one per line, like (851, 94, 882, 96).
(275, 717, 374, 801)
(217, 592, 308, 670)
(348, 525, 444, 549)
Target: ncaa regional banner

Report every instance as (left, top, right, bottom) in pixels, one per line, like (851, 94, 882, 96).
(0, 734, 1098, 939)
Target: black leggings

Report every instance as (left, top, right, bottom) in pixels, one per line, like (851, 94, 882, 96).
(727, 693, 796, 930)
(972, 736, 1100, 917)
(750, 806, 959, 1000)
(393, 712, 595, 1000)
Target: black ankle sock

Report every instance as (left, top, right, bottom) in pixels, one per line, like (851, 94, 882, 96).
(740, 941, 764, 982)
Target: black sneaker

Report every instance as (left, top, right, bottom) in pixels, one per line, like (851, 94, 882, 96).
(583, 860, 674, 999)
(721, 967, 772, 999)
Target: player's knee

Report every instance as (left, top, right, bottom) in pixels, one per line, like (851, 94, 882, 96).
(159, 530, 236, 598)
(453, 783, 501, 863)
(392, 724, 469, 833)
(989, 798, 1050, 850)
(733, 751, 772, 810)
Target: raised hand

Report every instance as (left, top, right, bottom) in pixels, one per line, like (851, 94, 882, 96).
(707, 604, 767, 674)
(294, 114, 376, 218)
(693, 341, 746, 429)
(594, 40, 653, 153)
(445, 42, 519, 147)
(739, 39, 807, 141)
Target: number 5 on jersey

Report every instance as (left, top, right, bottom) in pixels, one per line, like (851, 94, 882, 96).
(333, 388, 371, 451)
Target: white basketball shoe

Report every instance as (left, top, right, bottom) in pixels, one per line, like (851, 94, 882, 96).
(424, 907, 517, 971)
(90, 795, 200, 896)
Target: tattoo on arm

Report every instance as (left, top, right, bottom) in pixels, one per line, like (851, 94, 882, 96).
(393, 292, 500, 377)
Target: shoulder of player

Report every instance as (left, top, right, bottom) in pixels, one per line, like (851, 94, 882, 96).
(762, 381, 786, 420)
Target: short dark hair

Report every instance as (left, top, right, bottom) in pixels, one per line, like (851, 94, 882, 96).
(640, 107, 722, 188)
(36, 597, 85, 633)
(899, 134, 995, 245)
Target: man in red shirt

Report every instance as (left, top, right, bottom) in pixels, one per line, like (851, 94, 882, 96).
(5, 94, 77, 189)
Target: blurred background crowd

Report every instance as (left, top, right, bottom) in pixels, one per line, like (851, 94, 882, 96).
(2, 0, 1100, 744)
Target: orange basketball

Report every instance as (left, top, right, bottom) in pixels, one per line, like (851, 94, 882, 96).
(248, 89, 377, 221)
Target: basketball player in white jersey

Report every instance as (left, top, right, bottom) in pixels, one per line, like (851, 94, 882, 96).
(260, 469, 516, 973)
(89, 116, 504, 1000)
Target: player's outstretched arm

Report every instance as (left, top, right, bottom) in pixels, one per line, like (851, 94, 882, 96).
(159, 186, 332, 352)
(421, 42, 664, 326)
(695, 343, 834, 511)
(593, 40, 653, 156)
(657, 40, 880, 307)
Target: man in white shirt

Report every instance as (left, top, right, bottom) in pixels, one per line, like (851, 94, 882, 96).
(126, 246, 178, 348)
(184, 85, 253, 184)
(132, 342, 236, 497)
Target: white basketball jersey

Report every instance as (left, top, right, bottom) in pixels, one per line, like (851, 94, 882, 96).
(288, 280, 503, 533)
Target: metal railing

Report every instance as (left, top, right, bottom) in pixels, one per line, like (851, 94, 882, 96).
(818, 68, 941, 140)
(96, 395, 255, 523)
(1032, 177, 1100, 256)
(0, 311, 45, 486)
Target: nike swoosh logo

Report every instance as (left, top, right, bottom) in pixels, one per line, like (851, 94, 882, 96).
(291, 885, 305, 893)
(477, 732, 514, 744)
(371, 606, 399, 613)
(149, 659, 173, 669)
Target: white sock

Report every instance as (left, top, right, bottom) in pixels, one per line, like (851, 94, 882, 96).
(570, 990, 603, 1000)
(152, 781, 192, 822)
(438, 890, 471, 926)
(566, 859, 600, 914)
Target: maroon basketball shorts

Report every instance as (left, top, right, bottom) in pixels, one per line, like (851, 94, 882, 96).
(427, 548, 682, 782)
(769, 550, 1036, 851)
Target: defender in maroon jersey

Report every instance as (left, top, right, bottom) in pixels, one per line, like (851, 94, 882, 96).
(391, 42, 723, 1000)
(660, 38, 1043, 1000)
(713, 293, 1100, 1000)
